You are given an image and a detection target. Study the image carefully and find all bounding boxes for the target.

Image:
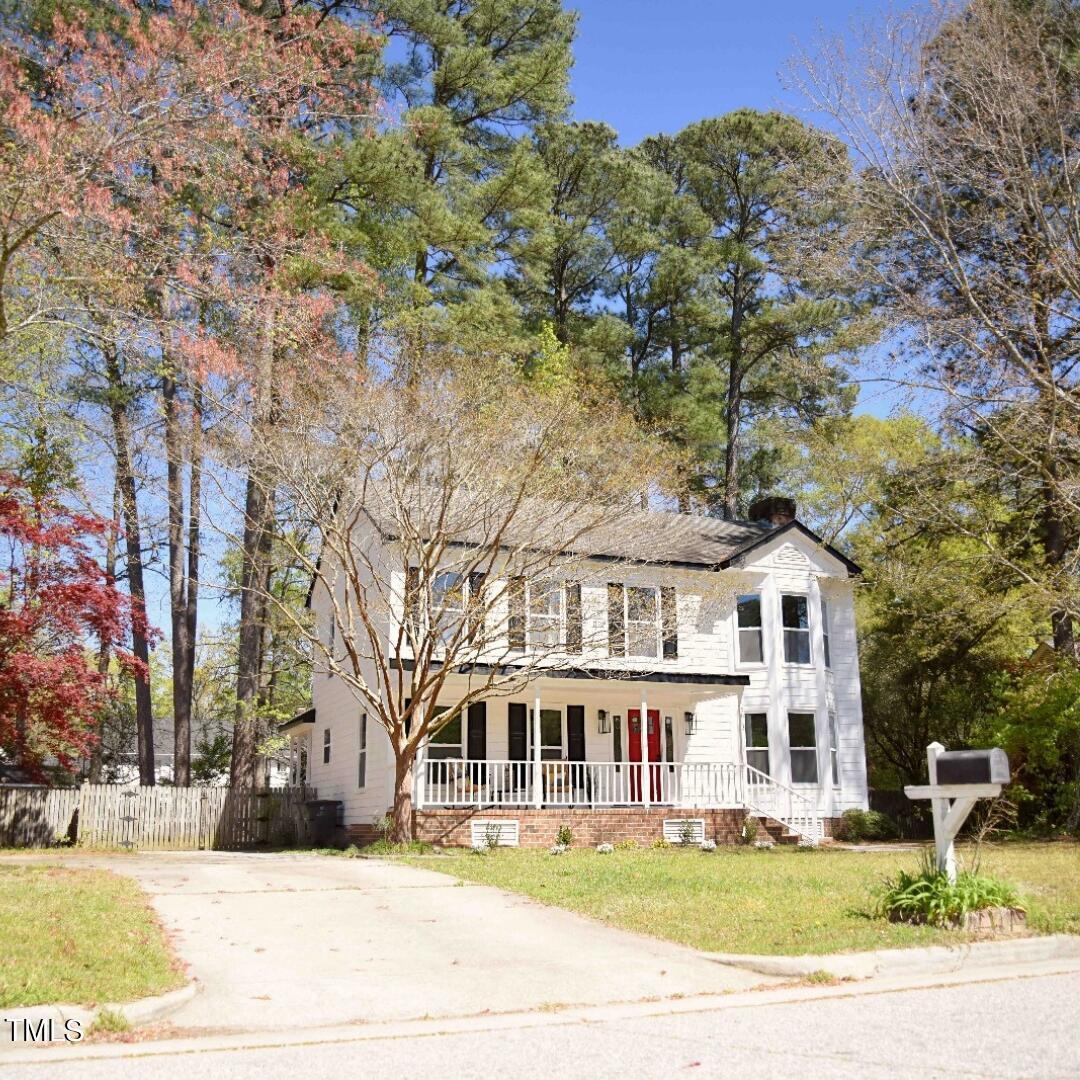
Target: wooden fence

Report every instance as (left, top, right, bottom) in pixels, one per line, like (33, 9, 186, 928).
(0, 784, 317, 850)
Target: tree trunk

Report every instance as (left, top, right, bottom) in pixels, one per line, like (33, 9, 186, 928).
(163, 366, 200, 787)
(232, 470, 273, 791)
(722, 287, 745, 520)
(391, 749, 415, 842)
(232, 309, 276, 791)
(89, 478, 120, 784)
(104, 346, 155, 786)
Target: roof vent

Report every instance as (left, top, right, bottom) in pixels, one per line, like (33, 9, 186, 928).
(747, 496, 796, 528)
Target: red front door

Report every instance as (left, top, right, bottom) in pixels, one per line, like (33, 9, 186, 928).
(627, 709, 662, 801)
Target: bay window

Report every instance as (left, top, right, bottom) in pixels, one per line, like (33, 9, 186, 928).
(744, 712, 770, 775)
(737, 595, 764, 663)
(788, 712, 818, 784)
(781, 595, 812, 665)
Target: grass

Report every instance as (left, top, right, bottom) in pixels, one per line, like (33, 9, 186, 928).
(398, 840, 1080, 955)
(0, 866, 185, 1008)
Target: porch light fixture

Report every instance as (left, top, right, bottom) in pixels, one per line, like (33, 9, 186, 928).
(684, 711, 696, 735)
(597, 709, 611, 735)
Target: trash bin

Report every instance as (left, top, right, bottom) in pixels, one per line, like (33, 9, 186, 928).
(304, 799, 343, 847)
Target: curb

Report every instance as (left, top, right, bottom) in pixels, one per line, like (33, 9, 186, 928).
(0, 980, 199, 1046)
(704, 933, 1080, 980)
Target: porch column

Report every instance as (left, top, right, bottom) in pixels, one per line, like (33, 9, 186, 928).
(532, 691, 543, 808)
(640, 691, 650, 810)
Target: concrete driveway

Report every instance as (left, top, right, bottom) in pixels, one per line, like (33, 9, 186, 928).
(51, 851, 772, 1032)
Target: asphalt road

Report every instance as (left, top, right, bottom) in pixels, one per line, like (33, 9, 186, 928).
(7, 971, 1079, 1080)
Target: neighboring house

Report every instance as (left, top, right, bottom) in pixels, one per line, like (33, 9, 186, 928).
(283, 496, 869, 847)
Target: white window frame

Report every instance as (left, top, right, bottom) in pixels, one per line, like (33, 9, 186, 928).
(743, 711, 770, 776)
(357, 712, 368, 789)
(431, 570, 467, 648)
(527, 581, 564, 648)
(625, 585, 661, 659)
(781, 594, 812, 666)
(322, 727, 331, 765)
(820, 597, 832, 669)
(787, 711, 818, 785)
(736, 594, 765, 666)
(328, 613, 336, 678)
(828, 710, 840, 787)
(531, 706, 564, 761)
(427, 704, 463, 760)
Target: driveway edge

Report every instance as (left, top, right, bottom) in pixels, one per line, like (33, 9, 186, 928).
(1, 981, 199, 1046)
(704, 933, 1080, 979)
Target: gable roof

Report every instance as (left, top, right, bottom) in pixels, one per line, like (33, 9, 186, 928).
(717, 520, 862, 577)
(349, 484, 860, 576)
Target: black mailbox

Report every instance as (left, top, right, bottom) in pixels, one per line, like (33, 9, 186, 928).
(935, 749, 1010, 786)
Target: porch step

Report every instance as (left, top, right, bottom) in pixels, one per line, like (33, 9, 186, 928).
(753, 816, 801, 845)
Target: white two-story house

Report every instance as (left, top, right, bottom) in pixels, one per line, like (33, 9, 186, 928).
(283, 496, 869, 847)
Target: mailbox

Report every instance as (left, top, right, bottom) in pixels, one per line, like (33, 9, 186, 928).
(935, 749, 1010, 786)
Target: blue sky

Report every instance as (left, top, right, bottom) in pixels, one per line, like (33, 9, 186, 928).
(567, 1, 893, 144)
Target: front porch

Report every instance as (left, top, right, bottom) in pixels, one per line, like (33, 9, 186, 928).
(415, 758, 741, 810)
(410, 675, 826, 843)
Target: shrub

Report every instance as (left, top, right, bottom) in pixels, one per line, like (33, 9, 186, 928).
(739, 814, 759, 845)
(651, 837, 671, 849)
(700, 839, 717, 852)
(676, 820, 697, 846)
(555, 824, 574, 848)
(835, 808, 898, 843)
(549, 843, 569, 856)
(596, 842, 614, 854)
(613, 838, 638, 851)
(879, 866, 1024, 926)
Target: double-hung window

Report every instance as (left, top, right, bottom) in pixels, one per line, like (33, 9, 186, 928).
(737, 595, 764, 664)
(788, 712, 818, 784)
(322, 727, 331, 765)
(744, 712, 770, 775)
(427, 705, 462, 760)
(357, 713, 368, 789)
(626, 586, 661, 658)
(431, 571, 466, 648)
(828, 710, 840, 786)
(781, 595, 812, 665)
(820, 597, 832, 669)
(538, 708, 563, 760)
(527, 583, 563, 648)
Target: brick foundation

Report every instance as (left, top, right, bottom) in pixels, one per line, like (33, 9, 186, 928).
(412, 807, 749, 848)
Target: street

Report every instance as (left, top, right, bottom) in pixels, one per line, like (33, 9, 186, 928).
(5, 969, 1078, 1079)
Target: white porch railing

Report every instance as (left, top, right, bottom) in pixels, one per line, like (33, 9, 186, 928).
(742, 763, 822, 844)
(416, 759, 740, 810)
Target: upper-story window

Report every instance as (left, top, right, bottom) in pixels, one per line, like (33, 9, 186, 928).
(432, 571, 466, 646)
(608, 584, 678, 660)
(820, 597, 832, 669)
(626, 586, 660, 658)
(527, 583, 563, 648)
(781, 595, 812, 665)
(737, 595, 764, 664)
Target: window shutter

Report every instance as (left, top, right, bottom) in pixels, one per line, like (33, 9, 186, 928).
(467, 572, 486, 643)
(565, 583, 582, 654)
(607, 583, 625, 657)
(508, 576, 526, 651)
(404, 566, 421, 634)
(661, 586, 678, 659)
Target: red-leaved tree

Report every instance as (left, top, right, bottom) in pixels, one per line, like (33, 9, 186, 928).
(0, 475, 148, 777)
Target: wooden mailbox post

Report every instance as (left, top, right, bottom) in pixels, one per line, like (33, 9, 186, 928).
(904, 742, 1010, 883)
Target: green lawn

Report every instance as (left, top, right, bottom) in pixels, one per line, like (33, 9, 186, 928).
(400, 841, 1080, 955)
(0, 866, 185, 1008)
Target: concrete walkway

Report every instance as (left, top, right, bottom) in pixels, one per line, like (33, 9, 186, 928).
(31, 851, 773, 1032)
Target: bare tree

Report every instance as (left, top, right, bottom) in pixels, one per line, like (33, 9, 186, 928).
(793, 0, 1080, 651)
(222, 344, 690, 840)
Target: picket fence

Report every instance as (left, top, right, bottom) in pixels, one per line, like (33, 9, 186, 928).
(0, 784, 317, 850)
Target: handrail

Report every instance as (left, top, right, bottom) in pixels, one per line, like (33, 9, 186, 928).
(742, 762, 822, 844)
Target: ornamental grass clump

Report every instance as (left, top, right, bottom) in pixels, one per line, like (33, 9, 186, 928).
(879, 866, 1023, 927)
